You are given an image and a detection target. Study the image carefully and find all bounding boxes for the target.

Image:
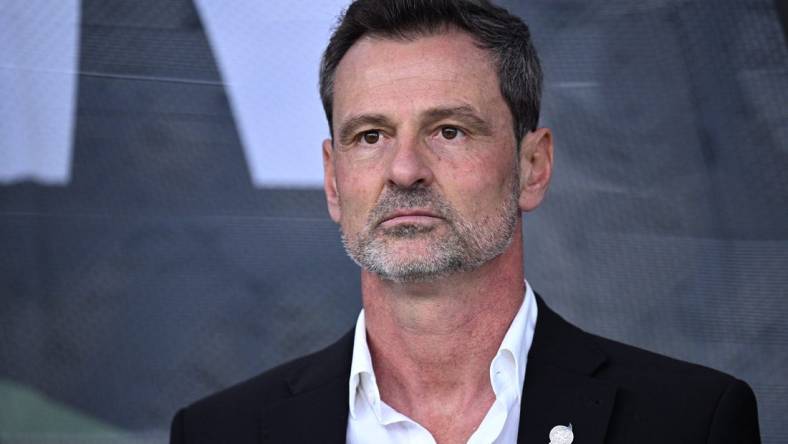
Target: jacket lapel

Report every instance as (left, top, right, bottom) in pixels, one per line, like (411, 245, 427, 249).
(257, 295, 618, 444)
(518, 295, 618, 444)
(260, 330, 354, 444)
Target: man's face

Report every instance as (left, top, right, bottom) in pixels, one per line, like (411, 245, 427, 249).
(323, 30, 523, 282)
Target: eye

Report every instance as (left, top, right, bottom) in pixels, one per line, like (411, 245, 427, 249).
(361, 130, 381, 144)
(440, 126, 463, 140)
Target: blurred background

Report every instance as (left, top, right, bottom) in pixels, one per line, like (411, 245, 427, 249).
(1, 0, 786, 442)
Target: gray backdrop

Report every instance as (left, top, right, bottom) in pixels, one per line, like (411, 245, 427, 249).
(1, 0, 786, 443)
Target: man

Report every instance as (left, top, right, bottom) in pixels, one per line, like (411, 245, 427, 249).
(171, 1, 760, 443)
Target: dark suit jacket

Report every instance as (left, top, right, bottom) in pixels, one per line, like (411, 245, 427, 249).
(170, 295, 760, 443)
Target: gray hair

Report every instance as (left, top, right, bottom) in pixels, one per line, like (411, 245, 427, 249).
(319, 0, 543, 143)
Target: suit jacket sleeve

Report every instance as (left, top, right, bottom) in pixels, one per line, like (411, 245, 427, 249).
(706, 378, 760, 444)
(170, 408, 185, 444)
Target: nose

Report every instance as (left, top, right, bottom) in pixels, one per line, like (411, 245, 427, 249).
(385, 135, 434, 189)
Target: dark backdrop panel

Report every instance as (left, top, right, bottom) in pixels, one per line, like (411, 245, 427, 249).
(509, 1, 788, 442)
(1, 0, 360, 438)
(1, 0, 786, 442)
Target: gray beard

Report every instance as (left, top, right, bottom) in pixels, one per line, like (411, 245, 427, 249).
(340, 177, 520, 283)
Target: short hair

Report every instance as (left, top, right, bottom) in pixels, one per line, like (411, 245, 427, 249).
(319, 0, 543, 143)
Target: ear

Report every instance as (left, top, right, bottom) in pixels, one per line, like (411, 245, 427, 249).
(518, 128, 554, 212)
(323, 138, 342, 223)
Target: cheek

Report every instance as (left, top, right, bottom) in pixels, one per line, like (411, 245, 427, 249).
(335, 165, 381, 224)
(439, 154, 516, 213)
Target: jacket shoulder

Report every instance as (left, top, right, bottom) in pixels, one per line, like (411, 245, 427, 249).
(170, 329, 354, 444)
(585, 331, 760, 442)
(534, 295, 749, 395)
(590, 331, 742, 391)
(531, 296, 759, 442)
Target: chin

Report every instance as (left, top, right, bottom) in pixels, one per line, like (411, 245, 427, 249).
(366, 250, 468, 283)
(373, 267, 454, 284)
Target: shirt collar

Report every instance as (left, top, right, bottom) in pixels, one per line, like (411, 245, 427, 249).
(348, 309, 379, 420)
(348, 281, 538, 419)
(490, 280, 537, 400)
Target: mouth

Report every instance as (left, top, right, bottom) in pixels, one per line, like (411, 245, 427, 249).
(378, 209, 444, 228)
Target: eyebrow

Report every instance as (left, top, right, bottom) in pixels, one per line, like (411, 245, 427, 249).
(337, 114, 393, 145)
(421, 105, 493, 136)
(335, 105, 493, 145)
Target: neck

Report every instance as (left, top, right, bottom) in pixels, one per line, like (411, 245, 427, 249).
(360, 228, 526, 436)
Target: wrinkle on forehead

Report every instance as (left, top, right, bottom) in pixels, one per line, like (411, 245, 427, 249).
(332, 30, 501, 124)
(340, 31, 493, 82)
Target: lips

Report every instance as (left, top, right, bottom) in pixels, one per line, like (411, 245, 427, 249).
(378, 209, 443, 227)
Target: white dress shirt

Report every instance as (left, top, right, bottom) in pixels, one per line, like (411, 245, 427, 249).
(347, 282, 538, 444)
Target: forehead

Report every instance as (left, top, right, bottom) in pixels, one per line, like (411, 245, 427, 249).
(332, 30, 506, 125)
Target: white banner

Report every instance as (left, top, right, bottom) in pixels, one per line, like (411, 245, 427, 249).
(195, 0, 348, 187)
(0, 0, 80, 185)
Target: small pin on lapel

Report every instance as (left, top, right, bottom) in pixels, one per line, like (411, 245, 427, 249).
(548, 423, 573, 444)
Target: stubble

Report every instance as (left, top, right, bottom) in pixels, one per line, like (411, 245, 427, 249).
(340, 173, 521, 283)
